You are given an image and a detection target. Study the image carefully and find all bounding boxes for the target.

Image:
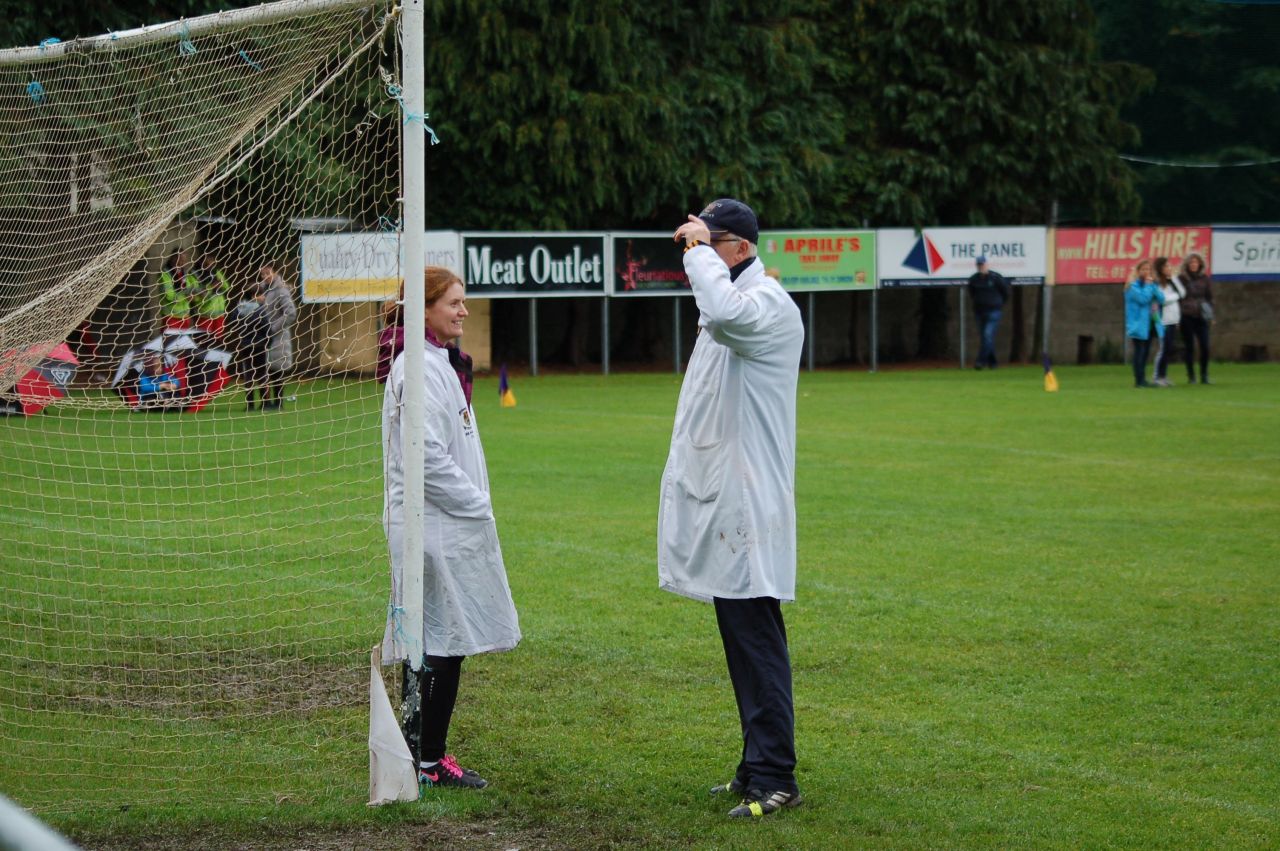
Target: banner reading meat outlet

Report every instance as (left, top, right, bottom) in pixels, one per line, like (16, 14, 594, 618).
(1053, 227, 1211, 285)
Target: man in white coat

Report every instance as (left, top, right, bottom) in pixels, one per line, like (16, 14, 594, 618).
(660, 198, 805, 818)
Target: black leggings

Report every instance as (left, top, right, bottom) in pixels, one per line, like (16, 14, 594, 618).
(1130, 336, 1152, 386)
(1180, 316, 1210, 381)
(402, 656, 464, 764)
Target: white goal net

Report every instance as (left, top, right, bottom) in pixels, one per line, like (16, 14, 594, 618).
(0, 0, 405, 814)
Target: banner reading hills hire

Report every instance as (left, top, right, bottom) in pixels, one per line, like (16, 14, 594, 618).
(877, 227, 1047, 288)
(1053, 227, 1211, 285)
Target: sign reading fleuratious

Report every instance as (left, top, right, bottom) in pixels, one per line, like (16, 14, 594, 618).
(461, 233, 608, 297)
(877, 227, 1047, 288)
(610, 233, 691, 296)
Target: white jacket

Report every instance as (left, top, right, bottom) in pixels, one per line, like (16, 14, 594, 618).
(657, 249, 804, 602)
(1159, 279, 1184, 325)
(381, 346, 520, 661)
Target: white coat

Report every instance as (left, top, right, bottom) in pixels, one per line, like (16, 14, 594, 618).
(1160, 278, 1184, 325)
(381, 345, 521, 661)
(658, 248, 804, 603)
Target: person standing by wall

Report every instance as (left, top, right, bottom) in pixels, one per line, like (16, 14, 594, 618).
(381, 266, 521, 791)
(1177, 252, 1214, 385)
(157, 250, 195, 330)
(258, 262, 297, 410)
(661, 198, 805, 819)
(1152, 257, 1183, 387)
(967, 255, 1011, 370)
(1125, 259, 1165, 388)
(228, 282, 269, 410)
(193, 254, 231, 338)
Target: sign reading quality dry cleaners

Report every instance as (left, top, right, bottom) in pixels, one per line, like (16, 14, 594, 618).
(462, 233, 608, 297)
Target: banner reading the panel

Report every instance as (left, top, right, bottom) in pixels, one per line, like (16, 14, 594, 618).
(300, 231, 461, 303)
(610, 232, 691, 296)
(877, 227, 1046, 288)
(757, 230, 876, 292)
(1209, 226, 1280, 281)
(1053, 227, 1210, 285)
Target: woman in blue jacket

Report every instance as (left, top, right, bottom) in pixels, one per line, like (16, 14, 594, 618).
(1124, 259, 1166, 388)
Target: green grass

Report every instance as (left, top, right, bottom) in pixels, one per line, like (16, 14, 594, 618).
(2, 365, 1278, 848)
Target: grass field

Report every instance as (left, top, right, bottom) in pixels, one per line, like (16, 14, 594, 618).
(2, 364, 1278, 849)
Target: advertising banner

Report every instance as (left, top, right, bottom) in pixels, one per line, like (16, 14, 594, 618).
(877, 227, 1046, 288)
(1052, 227, 1211, 284)
(1209, 226, 1280, 281)
(299, 231, 461, 303)
(758, 230, 876, 292)
(461, 233, 608, 297)
(610, 232, 691, 296)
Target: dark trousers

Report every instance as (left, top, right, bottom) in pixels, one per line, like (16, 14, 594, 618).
(1154, 323, 1177, 379)
(401, 655, 464, 765)
(714, 597, 797, 794)
(1180, 316, 1211, 381)
(1130, 336, 1152, 386)
(975, 308, 1003, 368)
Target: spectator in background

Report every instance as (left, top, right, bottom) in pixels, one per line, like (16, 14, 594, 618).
(377, 283, 405, 384)
(967, 255, 1011, 370)
(137, 353, 181, 408)
(1152, 257, 1183, 387)
(158, 251, 195, 330)
(228, 282, 270, 410)
(194, 254, 231, 338)
(1177, 253, 1214, 385)
(258, 262, 297, 410)
(1125, 259, 1165, 389)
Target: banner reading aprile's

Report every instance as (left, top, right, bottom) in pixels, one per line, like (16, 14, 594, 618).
(1052, 227, 1211, 285)
(876, 227, 1047, 288)
(757, 230, 876, 292)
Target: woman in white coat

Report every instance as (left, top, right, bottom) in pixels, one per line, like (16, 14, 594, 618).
(382, 267, 520, 790)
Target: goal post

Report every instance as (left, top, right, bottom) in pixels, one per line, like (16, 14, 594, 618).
(0, 0, 428, 815)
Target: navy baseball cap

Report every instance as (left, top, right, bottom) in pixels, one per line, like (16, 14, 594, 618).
(698, 198, 759, 245)
(976, 255, 989, 265)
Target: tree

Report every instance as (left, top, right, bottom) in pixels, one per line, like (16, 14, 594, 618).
(819, 0, 1145, 360)
(1093, 0, 1280, 223)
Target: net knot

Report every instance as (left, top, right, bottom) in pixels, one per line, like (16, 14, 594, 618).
(382, 74, 440, 145)
(177, 23, 196, 56)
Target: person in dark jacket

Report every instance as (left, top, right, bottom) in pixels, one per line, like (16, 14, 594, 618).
(227, 282, 270, 410)
(1177, 253, 1214, 384)
(967, 255, 1011, 369)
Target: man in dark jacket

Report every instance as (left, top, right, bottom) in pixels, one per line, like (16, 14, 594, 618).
(967, 255, 1011, 369)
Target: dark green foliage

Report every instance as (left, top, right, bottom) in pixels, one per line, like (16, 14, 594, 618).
(834, 0, 1144, 228)
(0, 0, 231, 46)
(419, 0, 842, 230)
(1094, 0, 1280, 223)
(1, 0, 1143, 232)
